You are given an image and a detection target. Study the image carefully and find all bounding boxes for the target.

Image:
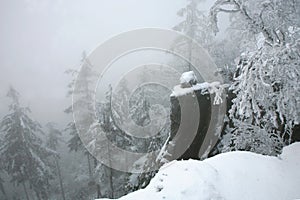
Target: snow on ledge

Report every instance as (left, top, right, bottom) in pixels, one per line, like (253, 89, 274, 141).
(171, 82, 228, 105)
(180, 71, 198, 86)
(97, 143, 300, 200)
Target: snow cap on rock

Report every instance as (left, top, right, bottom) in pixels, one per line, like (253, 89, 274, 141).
(180, 71, 198, 88)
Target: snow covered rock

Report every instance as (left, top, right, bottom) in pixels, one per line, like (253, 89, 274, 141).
(180, 71, 198, 88)
(97, 143, 300, 200)
(171, 81, 228, 105)
(173, 71, 228, 105)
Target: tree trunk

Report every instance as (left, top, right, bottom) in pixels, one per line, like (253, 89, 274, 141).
(0, 183, 7, 200)
(22, 182, 29, 200)
(87, 153, 92, 180)
(107, 143, 114, 198)
(55, 157, 66, 200)
(35, 190, 41, 200)
(93, 158, 102, 198)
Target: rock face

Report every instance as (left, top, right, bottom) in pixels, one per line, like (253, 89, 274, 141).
(161, 71, 226, 162)
(166, 89, 211, 160)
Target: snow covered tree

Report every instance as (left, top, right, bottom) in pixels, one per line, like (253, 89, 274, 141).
(45, 122, 66, 200)
(211, 0, 300, 46)
(93, 81, 169, 197)
(93, 85, 152, 198)
(93, 85, 119, 199)
(65, 51, 96, 153)
(0, 87, 54, 200)
(64, 67, 84, 152)
(173, 0, 214, 71)
(0, 136, 7, 199)
(0, 175, 7, 200)
(211, 0, 300, 155)
(174, 0, 214, 47)
(111, 78, 131, 127)
(64, 51, 101, 198)
(65, 51, 95, 158)
(125, 139, 164, 192)
(129, 87, 151, 127)
(227, 41, 299, 155)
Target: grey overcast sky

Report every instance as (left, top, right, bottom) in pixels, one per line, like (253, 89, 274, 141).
(0, 0, 220, 127)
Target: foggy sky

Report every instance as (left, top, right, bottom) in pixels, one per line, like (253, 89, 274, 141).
(0, 0, 220, 128)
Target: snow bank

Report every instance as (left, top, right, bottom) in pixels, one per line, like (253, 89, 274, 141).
(98, 143, 300, 200)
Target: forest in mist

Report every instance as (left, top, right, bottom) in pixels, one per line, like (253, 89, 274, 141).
(0, 0, 299, 199)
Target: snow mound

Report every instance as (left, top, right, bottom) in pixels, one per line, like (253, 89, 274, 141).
(98, 143, 300, 200)
(180, 71, 198, 87)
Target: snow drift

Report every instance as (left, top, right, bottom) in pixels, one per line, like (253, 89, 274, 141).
(98, 143, 300, 200)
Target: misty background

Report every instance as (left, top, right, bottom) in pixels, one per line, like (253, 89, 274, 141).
(1, 0, 299, 199)
(0, 0, 229, 128)
(0, 0, 230, 128)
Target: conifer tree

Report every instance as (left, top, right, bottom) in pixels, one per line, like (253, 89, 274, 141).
(0, 87, 54, 200)
(45, 122, 66, 200)
(173, 0, 214, 71)
(64, 52, 101, 198)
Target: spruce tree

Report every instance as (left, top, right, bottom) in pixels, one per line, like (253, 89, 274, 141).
(173, 0, 214, 71)
(129, 87, 151, 127)
(0, 175, 7, 199)
(0, 87, 54, 200)
(64, 52, 101, 198)
(45, 122, 66, 200)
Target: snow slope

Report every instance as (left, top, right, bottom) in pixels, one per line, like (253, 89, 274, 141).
(98, 143, 300, 200)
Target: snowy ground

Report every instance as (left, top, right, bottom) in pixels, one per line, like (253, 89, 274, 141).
(98, 143, 300, 200)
